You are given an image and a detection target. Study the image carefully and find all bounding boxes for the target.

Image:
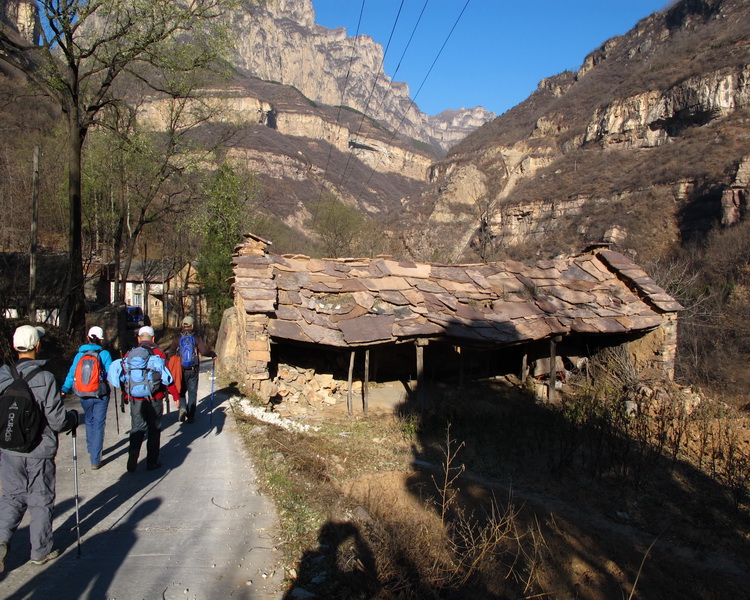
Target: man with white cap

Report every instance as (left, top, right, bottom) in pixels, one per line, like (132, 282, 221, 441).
(61, 325, 113, 469)
(0, 324, 78, 571)
(166, 315, 216, 424)
(113, 326, 178, 472)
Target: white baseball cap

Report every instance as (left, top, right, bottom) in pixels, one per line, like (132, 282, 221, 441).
(13, 325, 46, 351)
(88, 326, 104, 340)
(138, 326, 155, 338)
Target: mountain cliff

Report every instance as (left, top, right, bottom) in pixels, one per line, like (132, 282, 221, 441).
(400, 0, 750, 265)
(229, 0, 494, 154)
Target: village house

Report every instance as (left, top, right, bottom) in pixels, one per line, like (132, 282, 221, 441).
(218, 234, 683, 413)
(100, 259, 207, 330)
(1, 251, 74, 325)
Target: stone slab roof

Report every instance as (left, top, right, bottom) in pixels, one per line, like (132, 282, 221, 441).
(233, 237, 683, 348)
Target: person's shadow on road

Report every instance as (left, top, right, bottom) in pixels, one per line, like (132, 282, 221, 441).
(283, 521, 380, 599)
(4, 498, 161, 599)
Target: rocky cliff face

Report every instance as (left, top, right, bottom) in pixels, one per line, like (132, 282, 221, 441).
(401, 0, 750, 264)
(229, 0, 493, 154)
(0, 0, 39, 43)
(138, 89, 433, 182)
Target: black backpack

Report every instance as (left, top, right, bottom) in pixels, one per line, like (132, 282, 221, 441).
(0, 364, 44, 453)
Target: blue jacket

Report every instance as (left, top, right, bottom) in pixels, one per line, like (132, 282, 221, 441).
(61, 343, 113, 396)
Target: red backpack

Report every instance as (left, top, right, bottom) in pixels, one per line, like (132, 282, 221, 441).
(73, 350, 104, 397)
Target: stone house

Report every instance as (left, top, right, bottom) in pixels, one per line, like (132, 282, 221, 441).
(218, 234, 683, 412)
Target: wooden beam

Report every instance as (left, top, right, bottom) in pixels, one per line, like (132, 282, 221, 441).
(416, 339, 427, 411)
(347, 350, 355, 416)
(363, 349, 370, 416)
(548, 336, 562, 403)
(458, 345, 464, 389)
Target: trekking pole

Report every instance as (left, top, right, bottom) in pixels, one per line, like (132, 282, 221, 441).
(114, 387, 120, 435)
(119, 350, 126, 415)
(71, 426, 82, 558)
(209, 358, 216, 425)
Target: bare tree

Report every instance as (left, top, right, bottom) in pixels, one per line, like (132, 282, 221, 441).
(0, 0, 235, 332)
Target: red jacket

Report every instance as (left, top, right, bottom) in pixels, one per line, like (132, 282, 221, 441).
(123, 341, 180, 403)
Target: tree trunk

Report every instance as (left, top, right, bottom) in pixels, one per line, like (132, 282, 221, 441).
(29, 146, 39, 320)
(61, 107, 86, 334)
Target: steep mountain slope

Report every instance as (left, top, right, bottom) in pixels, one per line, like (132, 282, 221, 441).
(401, 0, 750, 265)
(229, 0, 494, 154)
(135, 70, 435, 248)
(134, 0, 496, 250)
(0, 0, 493, 256)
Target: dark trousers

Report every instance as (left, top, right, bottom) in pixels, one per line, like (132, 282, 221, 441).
(128, 397, 163, 470)
(179, 368, 199, 419)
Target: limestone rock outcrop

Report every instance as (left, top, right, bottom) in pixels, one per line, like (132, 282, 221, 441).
(0, 0, 39, 43)
(403, 0, 750, 263)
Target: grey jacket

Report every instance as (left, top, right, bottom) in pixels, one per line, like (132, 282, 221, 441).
(0, 359, 69, 459)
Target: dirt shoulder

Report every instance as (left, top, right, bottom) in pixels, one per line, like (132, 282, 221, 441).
(233, 377, 750, 600)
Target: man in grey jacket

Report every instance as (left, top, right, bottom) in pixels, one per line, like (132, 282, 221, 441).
(0, 325, 78, 571)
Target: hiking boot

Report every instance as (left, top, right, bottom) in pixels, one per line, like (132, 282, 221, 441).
(30, 549, 59, 565)
(0, 542, 7, 572)
(179, 408, 187, 422)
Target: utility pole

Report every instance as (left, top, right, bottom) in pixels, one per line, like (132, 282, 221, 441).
(142, 242, 148, 320)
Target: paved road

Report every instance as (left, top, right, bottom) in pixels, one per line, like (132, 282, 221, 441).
(0, 358, 284, 600)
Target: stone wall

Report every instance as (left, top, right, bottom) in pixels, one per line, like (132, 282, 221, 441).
(625, 312, 679, 379)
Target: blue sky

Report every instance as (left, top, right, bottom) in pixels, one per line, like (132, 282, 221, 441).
(312, 0, 669, 116)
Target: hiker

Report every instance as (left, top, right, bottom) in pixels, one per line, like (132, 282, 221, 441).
(108, 326, 178, 473)
(60, 326, 113, 470)
(0, 325, 78, 571)
(166, 316, 216, 424)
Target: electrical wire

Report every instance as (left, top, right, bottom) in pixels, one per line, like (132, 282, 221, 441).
(366, 0, 430, 145)
(312, 0, 367, 227)
(354, 0, 472, 201)
(337, 0, 406, 188)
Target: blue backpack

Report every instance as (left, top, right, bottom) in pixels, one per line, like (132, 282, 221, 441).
(178, 334, 198, 368)
(122, 347, 165, 398)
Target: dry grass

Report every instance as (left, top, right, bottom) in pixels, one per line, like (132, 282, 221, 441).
(233, 354, 750, 600)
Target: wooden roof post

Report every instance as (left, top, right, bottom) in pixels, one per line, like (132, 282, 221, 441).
(416, 339, 428, 412)
(347, 350, 355, 416)
(458, 345, 465, 389)
(363, 349, 370, 416)
(548, 335, 563, 403)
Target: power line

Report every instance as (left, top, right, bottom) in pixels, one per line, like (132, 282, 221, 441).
(367, 0, 430, 140)
(313, 0, 367, 226)
(354, 0, 472, 202)
(337, 0, 406, 188)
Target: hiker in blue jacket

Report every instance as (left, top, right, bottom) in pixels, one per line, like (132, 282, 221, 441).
(166, 316, 216, 424)
(61, 326, 113, 470)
